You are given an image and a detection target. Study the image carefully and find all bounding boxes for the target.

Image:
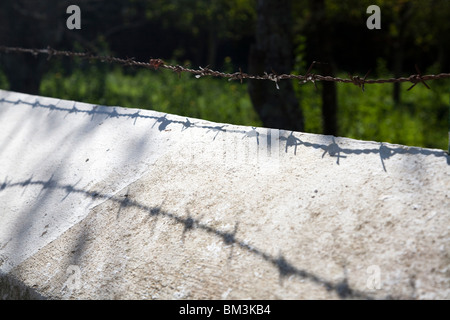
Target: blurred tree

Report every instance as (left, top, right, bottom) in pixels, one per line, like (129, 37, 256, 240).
(0, 0, 125, 94)
(308, 0, 338, 135)
(406, 0, 450, 71)
(248, 0, 304, 131)
(131, 0, 256, 67)
(390, 0, 415, 104)
(363, 0, 450, 104)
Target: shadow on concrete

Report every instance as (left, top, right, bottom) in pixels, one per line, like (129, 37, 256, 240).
(0, 94, 159, 289)
(0, 176, 401, 300)
(1, 95, 448, 299)
(280, 130, 449, 171)
(1, 97, 448, 173)
(0, 272, 45, 299)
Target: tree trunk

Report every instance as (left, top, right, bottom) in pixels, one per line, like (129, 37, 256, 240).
(2, 55, 46, 95)
(309, 0, 338, 136)
(248, 0, 304, 132)
(392, 2, 414, 105)
(321, 78, 338, 135)
(207, 23, 218, 69)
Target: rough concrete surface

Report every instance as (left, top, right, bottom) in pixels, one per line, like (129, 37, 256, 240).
(0, 89, 449, 300)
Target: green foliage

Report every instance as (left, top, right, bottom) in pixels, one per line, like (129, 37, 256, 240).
(293, 80, 322, 134)
(336, 77, 448, 150)
(39, 63, 449, 151)
(40, 62, 261, 127)
(141, 0, 256, 39)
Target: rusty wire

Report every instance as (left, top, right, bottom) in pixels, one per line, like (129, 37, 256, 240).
(1, 45, 450, 91)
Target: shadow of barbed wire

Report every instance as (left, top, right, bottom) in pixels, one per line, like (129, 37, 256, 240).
(1, 97, 448, 173)
(280, 130, 449, 171)
(0, 176, 399, 300)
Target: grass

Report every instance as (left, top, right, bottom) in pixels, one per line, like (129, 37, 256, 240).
(294, 73, 449, 150)
(337, 79, 449, 149)
(39, 62, 262, 128)
(1, 61, 448, 150)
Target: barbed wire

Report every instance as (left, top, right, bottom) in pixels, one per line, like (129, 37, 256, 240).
(1, 45, 450, 91)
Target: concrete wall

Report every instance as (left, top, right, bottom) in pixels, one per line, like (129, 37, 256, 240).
(0, 89, 449, 299)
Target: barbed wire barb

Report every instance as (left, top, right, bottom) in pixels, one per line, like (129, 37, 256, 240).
(0, 46, 449, 91)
